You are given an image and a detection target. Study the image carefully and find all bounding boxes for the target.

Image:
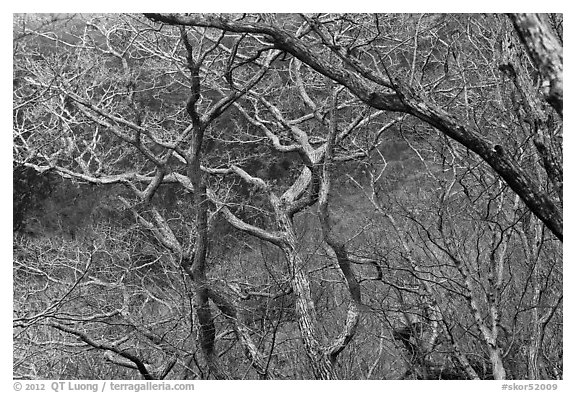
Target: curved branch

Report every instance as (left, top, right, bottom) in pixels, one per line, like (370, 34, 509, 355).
(394, 82, 562, 241)
(317, 87, 361, 359)
(49, 322, 155, 380)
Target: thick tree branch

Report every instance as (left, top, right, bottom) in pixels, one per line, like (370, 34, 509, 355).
(144, 14, 405, 111)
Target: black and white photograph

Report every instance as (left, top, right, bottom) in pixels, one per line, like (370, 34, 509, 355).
(12, 10, 564, 384)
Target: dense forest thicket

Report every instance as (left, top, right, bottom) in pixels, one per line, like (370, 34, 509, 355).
(13, 13, 562, 380)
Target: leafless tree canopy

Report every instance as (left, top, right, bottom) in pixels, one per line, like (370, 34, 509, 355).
(13, 13, 562, 380)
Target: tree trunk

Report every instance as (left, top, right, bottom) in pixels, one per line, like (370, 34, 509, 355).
(272, 194, 337, 379)
(489, 346, 507, 380)
(282, 234, 338, 379)
(508, 13, 563, 117)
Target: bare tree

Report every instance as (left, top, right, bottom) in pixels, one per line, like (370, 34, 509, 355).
(14, 13, 562, 380)
(14, 14, 279, 379)
(145, 13, 562, 241)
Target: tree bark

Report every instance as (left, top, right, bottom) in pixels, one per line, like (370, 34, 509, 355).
(273, 197, 338, 379)
(509, 13, 563, 117)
